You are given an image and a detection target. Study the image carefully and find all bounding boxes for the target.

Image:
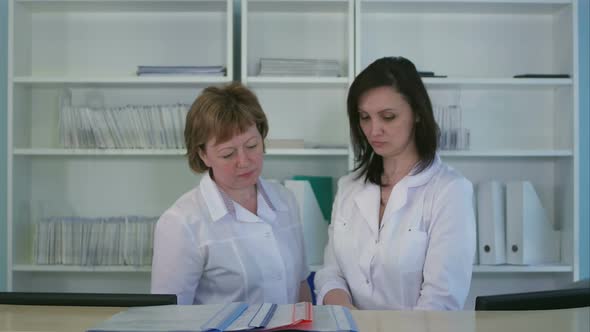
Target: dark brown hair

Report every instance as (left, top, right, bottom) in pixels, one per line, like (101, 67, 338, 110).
(347, 56, 439, 185)
(185, 82, 268, 173)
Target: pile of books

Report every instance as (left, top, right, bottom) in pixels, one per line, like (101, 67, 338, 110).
(59, 103, 189, 149)
(434, 104, 470, 150)
(33, 216, 157, 266)
(88, 302, 357, 332)
(258, 58, 341, 77)
(137, 65, 226, 76)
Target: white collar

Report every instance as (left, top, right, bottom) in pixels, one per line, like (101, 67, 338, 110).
(199, 173, 287, 223)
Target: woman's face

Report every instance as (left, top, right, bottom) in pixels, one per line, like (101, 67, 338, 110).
(358, 86, 417, 159)
(199, 124, 264, 191)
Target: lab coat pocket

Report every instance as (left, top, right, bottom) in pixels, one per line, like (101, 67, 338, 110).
(332, 217, 355, 258)
(399, 230, 428, 273)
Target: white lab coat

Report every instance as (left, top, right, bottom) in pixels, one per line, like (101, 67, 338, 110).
(151, 173, 308, 305)
(315, 155, 476, 310)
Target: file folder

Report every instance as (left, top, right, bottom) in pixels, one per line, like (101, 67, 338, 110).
(284, 180, 329, 266)
(87, 302, 357, 332)
(505, 181, 560, 265)
(477, 181, 506, 265)
(292, 175, 333, 222)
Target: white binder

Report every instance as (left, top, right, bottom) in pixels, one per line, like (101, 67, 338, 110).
(283, 180, 329, 266)
(505, 181, 560, 265)
(476, 181, 506, 265)
(472, 192, 479, 265)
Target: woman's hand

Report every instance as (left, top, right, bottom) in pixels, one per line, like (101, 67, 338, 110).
(323, 289, 357, 310)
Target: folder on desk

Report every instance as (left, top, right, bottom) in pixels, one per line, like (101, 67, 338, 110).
(284, 179, 330, 266)
(87, 302, 357, 332)
(476, 181, 507, 265)
(505, 181, 560, 265)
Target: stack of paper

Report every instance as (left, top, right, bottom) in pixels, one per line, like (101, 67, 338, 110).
(433, 104, 470, 150)
(137, 65, 226, 76)
(33, 216, 157, 267)
(59, 103, 189, 149)
(87, 302, 357, 332)
(259, 58, 341, 77)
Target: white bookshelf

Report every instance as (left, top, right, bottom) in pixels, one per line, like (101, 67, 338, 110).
(356, 0, 579, 308)
(13, 76, 232, 85)
(7, 0, 234, 293)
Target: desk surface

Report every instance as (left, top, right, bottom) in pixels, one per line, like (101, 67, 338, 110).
(1, 305, 589, 332)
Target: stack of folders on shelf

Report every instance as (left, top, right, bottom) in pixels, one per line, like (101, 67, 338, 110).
(476, 181, 560, 265)
(59, 102, 189, 149)
(136, 65, 226, 76)
(88, 302, 357, 332)
(33, 216, 157, 266)
(258, 58, 341, 77)
(433, 104, 470, 150)
(284, 176, 333, 266)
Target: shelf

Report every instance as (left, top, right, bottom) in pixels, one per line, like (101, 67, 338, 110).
(438, 150, 573, 157)
(246, 76, 350, 87)
(308, 264, 573, 273)
(361, 0, 571, 15)
(12, 76, 232, 86)
(422, 77, 573, 88)
(248, 0, 349, 13)
(13, 148, 570, 157)
(472, 264, 573, 273)
(15, 0, 228, 13)
(12, 264, 151, 273)
(13, 148, 349, 157)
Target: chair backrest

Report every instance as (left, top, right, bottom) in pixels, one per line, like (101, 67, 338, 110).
(475, 287, 590, 311)
(0, 292, 177, 307)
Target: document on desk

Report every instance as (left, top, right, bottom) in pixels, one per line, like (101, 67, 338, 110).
(87, 302, 357, 332)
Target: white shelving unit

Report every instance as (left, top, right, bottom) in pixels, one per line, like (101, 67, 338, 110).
(356, 0, 579, 308)
(7, 0, 234, 293)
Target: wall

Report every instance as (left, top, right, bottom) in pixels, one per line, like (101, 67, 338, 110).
(1, 0, 8, 291)
(578, 0, 589, 280)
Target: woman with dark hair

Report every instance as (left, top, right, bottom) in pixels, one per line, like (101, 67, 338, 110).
(314, 57, 476, 310)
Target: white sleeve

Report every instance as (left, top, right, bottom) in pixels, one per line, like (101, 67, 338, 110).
(150, 211, 204, 305)
(414, 178, 476, 310)
(313, 183, 352, 305)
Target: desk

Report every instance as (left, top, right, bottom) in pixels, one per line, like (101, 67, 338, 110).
(1, 305, 589, 332)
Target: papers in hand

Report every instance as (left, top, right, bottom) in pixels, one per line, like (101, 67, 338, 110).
(87, 302, 357, 332)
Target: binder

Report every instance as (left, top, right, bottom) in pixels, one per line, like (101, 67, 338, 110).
(472, 190, 478, 265)
(476, 181, 506, 265)
(284, 180, 329, 266)
(505, 181, 560, 265)
(291, 175, 333, 222)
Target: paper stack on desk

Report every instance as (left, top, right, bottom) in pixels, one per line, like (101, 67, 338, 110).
(87, 302, 357, 332)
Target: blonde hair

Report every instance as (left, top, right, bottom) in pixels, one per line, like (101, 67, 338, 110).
(185, 82, 268, 173)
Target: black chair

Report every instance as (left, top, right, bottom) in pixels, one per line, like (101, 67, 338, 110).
(0, 292, 177, 307)
(475, 287, 590, 311)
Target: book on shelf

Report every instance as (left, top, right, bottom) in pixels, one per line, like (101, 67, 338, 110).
(87, 302, 358, 332)
(265, 139, 306, 149)
(258, 58, 342, 77)
(137, 65, 226, 76)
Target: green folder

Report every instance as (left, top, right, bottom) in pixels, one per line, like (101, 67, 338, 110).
(292, 175, 333, 223)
